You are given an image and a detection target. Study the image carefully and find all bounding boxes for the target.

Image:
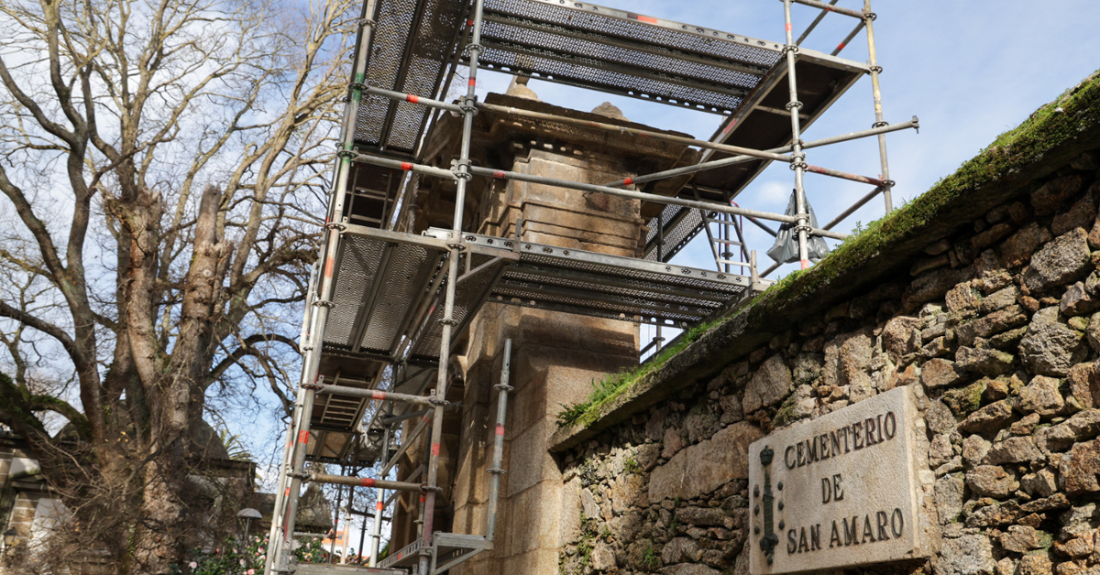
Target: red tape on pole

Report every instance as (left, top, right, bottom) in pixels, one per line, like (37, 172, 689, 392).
(622, 177, 633, 186)
(431, 443, 440, 456)
(372, 391, 386, 400)
(361, 478, 376, 487)
(495, 424, 505, 436)
(298, 430, 310, 444)
(376, 502, 384, 511)
(400, 162, 413, 171)
(406, 94, 419, 104)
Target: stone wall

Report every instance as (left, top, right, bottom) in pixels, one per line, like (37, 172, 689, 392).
(552, 125, 1100, 573)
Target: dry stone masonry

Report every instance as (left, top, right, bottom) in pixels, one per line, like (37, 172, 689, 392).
(551, 122, 1100, 574)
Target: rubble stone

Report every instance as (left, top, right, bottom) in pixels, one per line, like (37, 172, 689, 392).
(967, 465, 1020, 497)
(1020, 309, 1088, 376)
(742, 355, 792, 414)
(935, 534, 995, 575)
(924, 358, 967, 389)
(1016, 553, 1053, 575)
(1000, 525, 1044, 552)
(957, 305, 1029, 347)
(1060, 440, 1100, 495)
(1019, 375, 1066, 416)
(935, 474, 966, 524)
(1032, 174, 1087, 216)
(1068, 363, 1100, 408)
(985, 437, 1044, 465)
(957, 346, 1016, 376)
(1022, 228, 1092, 293)
(961, 400, 1016, 434)
(1062, 281, 1100, 316)
(963, 434, 993, 466)
(1021, 468, 1058, 498)
(1002, 222, 1053, 268)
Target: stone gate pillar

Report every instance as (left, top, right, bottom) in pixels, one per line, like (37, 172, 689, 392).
(399, 82, 696, 575)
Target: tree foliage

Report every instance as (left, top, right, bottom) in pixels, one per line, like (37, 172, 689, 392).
(0, 0, 360, 571)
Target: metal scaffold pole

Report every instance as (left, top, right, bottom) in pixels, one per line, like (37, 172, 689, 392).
(863, 0, 894, 212)
(420, 1, 487, 573)
(369, 425, 391, 567)
(265, 0, 377, 571)
(264, 264, 317, 575)
(484, 338, 512, 542)
(782, 0, 811, 270)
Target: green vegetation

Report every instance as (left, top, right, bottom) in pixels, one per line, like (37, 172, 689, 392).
(576, 514, 598, 567)
(624, 453, 641, 474)
(554, 69, 1100, 432)
(556, 316, 727, 428)
(642, 546, 661, 570)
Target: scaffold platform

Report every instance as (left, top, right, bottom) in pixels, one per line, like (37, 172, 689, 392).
(379, 532, 491, 573)
(320, 224, 758, 370)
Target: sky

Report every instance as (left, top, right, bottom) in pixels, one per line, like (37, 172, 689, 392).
(468, 0, 1100, 353)
(261, 0, 1100, 555)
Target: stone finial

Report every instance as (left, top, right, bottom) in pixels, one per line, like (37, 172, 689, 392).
(505, 75, 539, 101)
(591, 101, 628, 122)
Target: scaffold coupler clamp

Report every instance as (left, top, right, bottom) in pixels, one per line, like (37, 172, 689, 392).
(869, 65, 883, 74)
(912, 116, 920, 133)
(447, 234, 467, 252)
(459, 94, 479, 116)
(781, 44, 799, 56)
(312, 299, 335, 309)
(428, 396, 450, 407)
(420, 484, 444, 493)
(793, 222, 814, 235)
(462, 42, 483, 57)
(863, 11, 877, 21)
(358, 17, 376, 28)
(494, 383, 514, 392)
(324, 220, 347, 232)
(785, 100, 803, 111)
(881, 179, 896, 189)
(287, 470, 311, 481)
(487, 466, 506, 475)
(452, 158, 474, 180)
(788, 153, 807, 171)
(337, 148, 357, 161)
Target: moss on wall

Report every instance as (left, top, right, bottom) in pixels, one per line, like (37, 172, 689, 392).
(555, 69, 1100, 432)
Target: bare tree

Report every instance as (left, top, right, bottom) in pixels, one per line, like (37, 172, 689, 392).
(0, 0, 360, 571)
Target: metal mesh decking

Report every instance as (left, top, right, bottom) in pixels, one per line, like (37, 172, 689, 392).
(474, 0, 782, 113)
(352, 0, 467, 153)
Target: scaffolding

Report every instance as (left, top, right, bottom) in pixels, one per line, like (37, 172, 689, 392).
(264, 0, 916, 573)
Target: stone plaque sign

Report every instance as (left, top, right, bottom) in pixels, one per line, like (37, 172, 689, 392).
(747, 386, 932, 574)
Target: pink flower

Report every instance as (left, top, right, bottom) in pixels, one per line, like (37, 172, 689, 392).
(189, 562, 197, 569)
(247, 570, 255, 575)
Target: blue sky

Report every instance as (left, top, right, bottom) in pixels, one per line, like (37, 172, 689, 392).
(473, 0, 1100, 351)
